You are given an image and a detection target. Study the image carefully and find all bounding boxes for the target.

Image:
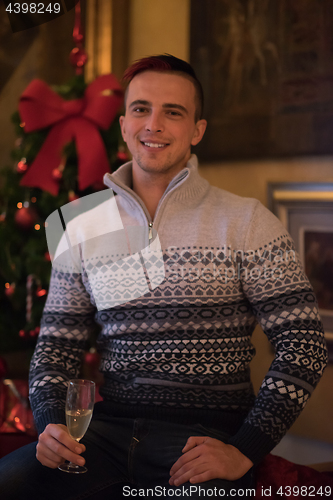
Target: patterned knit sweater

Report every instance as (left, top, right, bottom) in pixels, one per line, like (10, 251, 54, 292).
(29, 155, 328, 465)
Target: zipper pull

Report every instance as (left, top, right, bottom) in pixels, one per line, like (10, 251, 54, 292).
(148, 222, 153, 243)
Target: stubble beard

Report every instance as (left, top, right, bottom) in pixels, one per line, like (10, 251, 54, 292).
(135, 153, 174, 175)
(134, 150, 189, 177)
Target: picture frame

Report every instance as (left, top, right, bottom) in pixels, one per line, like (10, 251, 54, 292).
(190, 0, 333, 161)
(268, 182, 333, 362)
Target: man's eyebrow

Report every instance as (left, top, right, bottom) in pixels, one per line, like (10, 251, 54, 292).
(129, 99, 151, 108)
(163, 103, 188, 114)
(128, 100, 188, 114)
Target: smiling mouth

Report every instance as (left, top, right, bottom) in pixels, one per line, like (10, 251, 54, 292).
(141, 141, 169, 148)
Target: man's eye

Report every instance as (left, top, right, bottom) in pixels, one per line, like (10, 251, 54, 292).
(168, 111, 181, 116)
(133, 107, 148, 113)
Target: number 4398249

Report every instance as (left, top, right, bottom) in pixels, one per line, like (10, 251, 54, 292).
(5, 3, 61, 14)
(276, 485, 331, 496)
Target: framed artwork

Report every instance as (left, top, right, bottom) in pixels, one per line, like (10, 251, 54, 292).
(268, 182, 333, 361)
(190, 0, 333, 161)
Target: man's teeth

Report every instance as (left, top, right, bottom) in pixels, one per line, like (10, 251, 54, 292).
(144, 142, 166, 148)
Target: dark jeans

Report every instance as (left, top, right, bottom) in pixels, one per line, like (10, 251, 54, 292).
(0, 414, 255, 500)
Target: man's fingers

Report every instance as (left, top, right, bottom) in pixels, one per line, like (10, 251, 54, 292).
(45, 424, 85, 453)
(36, 441, 63, 464)
(37, 455, 62, 469)
(36, 423, 86, 468)
(170, 443, 202, 476)
(37, 439, 85, 467)
(182, 435, 206, 453)
(171, 437, 253, 486)
(170, 453, 203, 483)
(170, 460, 207, 486)
(36, 442, 86, 467)
(189, 471, 213, 484)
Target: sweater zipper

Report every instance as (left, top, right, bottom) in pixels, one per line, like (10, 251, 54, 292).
(105, 169, 189, 244)
(145, 170, 189, 244)
(148, 222, 153, 244)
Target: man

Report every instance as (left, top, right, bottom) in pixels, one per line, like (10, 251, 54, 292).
(0, 55, 328, 499)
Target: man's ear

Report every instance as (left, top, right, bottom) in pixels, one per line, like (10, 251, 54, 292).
(191, 119, 207, 147)
(119, 115, 126, 142)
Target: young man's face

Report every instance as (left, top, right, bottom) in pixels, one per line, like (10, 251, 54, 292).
(119, 71, 207, 179)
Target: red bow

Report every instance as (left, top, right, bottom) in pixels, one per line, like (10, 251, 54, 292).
(19, 75, 123, 195)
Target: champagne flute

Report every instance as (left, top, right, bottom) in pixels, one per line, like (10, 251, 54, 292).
(58, 379, 95, 474)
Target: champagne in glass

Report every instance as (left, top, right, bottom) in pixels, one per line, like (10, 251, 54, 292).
(58, 379, 95, 474)
(66, 408, 93, 442)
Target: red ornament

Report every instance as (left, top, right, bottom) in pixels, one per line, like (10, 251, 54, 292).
(70, 1, 87, 75)
(36, 287, 47, 298)
(52, 168, 63, 180)
(17, 159, 28, 173)
(5, 283, 15, 297)
(0, 212, 6, 222)
(84, 349, 99, 366)
(69, 47, 88, 71)
(73, 32, 84, 45)
(117, 151, 129, 162)
(29, 327, 40, 338)
(44, 252, 52, 261)
(14, 207, 38, 230)
(19, 329, 26, 338)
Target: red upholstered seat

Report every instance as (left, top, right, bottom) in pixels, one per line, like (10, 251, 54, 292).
(255, 454, 333, 499)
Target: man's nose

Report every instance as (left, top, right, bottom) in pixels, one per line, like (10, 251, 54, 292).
(145, 111, 164, 133)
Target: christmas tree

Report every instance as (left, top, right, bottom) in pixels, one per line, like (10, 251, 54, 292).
(0, 9, 126, 356)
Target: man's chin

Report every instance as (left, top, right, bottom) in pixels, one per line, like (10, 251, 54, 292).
(134, 155, 188, 176)
(135, 158, 171, 174)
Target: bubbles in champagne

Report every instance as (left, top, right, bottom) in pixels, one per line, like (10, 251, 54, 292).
(66, 408, 93, 442)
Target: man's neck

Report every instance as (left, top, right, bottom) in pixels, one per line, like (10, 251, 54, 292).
(132, 170, 172, 221)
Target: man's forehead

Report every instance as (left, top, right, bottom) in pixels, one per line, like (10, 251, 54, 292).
(127, 70, 196, 96)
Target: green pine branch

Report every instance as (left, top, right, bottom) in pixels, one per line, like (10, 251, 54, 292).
(0, 75, 125, 353)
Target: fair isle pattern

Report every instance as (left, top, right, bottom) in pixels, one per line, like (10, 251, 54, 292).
(29, 239, 327, 450)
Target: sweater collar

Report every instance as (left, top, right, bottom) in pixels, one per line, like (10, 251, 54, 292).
(103, 154, 209, 202)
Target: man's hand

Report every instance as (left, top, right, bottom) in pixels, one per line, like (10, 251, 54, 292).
(169, 436, 253, 486)
(36, 423, 86, 468)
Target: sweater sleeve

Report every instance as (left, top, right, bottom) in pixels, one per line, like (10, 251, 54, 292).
(228, 201, 328, 464)
(29, 246, 96, 434)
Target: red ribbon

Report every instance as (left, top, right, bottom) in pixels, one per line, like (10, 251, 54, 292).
(19, 75, 123, 195)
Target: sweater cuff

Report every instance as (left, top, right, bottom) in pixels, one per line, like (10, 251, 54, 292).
(34, 409, 66, 435)
(228, 422, 277, 465)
